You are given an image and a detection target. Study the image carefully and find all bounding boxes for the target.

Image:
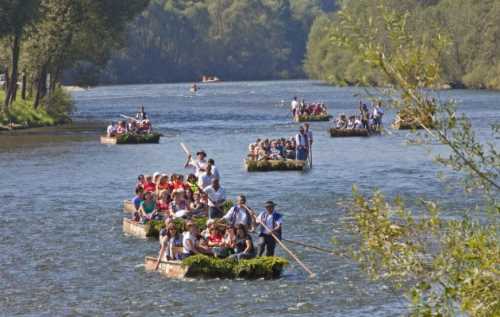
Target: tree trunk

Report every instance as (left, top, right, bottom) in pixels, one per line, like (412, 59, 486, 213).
(21, 72, 27, 100)
(34, 66, 48, 109)
(5, 34, 21, 107)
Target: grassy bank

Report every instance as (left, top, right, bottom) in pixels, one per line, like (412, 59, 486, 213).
(0, 88, 74, 128)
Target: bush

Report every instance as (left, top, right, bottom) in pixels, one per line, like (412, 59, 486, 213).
(182, 254, 288, 279)
(116, 133, 161, 144)
(246, 159, 305, 172)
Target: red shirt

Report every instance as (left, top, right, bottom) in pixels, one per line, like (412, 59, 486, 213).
(157, 200, 170, 211)
(143, 182, 156, 192)
(208, 233, 223, 245)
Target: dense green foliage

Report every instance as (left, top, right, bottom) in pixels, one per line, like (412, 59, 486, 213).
(0, 88, 73, 126)
(115, 132, 161, 144)
(246, 159, 306, 172)
(97, 0, 336, 84)
(305, 0, 500, 89)
(0, 0, 148, 124)
(182, 254, 288, 279)
(328, 2, 499, 315)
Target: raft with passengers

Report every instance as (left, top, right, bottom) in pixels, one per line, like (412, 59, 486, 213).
(122, 148, 298, 279)
(290, 97, 331, 122)
(245, 125, 313, 172)
(101, 106, 161, 144)
(330, 101, 384, 137)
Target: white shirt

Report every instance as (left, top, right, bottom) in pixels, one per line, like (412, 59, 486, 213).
(223, 206, 250, 226)
(258, 211, 282, 234)
(198, 173, 215, 189)
(291, 100, 299, 110)
(107, 125, 115, 135)
(295, 133, 308, 147)
(182, 231, 197, 254)
(211, 165, 221, 180)
(187, 159, 208, 177)
(204, 185, 226, 207)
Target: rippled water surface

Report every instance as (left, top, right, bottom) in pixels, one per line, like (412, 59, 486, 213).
(1, 80, 499, 316)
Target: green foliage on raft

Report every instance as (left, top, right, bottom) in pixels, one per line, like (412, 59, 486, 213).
(296, 114, 331, 122)
(246, 159, 305, 172)
(116, 133, 161, 144)
(182, 254, 288, 279)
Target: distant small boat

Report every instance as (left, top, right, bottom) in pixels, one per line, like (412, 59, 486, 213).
(245, 159, 307, 172)
(201, 75, 221, 83)
(100, 133, 161, 145)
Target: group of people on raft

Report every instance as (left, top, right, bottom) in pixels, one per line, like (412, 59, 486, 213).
(128, 150, 284, 264)
(334, 101, 384, 131)
(106, 106, 153, 137)
(154, 198, 283, 267)
(248, 125, 313, 161)
(291, 96, 328, 118)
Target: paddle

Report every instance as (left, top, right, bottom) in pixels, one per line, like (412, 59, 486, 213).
(308, 134, 313, 169)
(180, 142, 191, 156)
(120, 114, 139, 122)
(243, 205, 316, 278)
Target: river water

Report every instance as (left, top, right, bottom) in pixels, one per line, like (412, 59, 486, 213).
(1, 80, 498, 316)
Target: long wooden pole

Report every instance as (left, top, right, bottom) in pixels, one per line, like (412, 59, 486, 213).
(180, 142, 191, 156)
(258, 221, 316, 278)
(282, 239, 336, 255)
(244, 204, 315, 278)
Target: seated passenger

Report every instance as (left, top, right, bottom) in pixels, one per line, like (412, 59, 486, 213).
(132, 187, 144, 211)
(169, 189, 190, 218)
(228, 224, 256, 261)
(155, 224, 182, 269)
(136, 191, 157, 222)
(181, 221, 213, 258)
(143, 175, 156, 192)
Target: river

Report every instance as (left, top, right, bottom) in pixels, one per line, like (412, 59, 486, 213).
(1, 80, 498, 316)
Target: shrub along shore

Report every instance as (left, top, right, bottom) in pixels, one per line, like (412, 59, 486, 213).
(0, 88, 73, 130)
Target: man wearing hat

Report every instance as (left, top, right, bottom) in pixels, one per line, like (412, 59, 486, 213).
(185, 150, 208, 178)
(256, 201, 283, 257)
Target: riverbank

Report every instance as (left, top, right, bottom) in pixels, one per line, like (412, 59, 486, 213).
(0, 88, 74, 131)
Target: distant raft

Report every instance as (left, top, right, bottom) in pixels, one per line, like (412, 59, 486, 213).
(100, 133, 161, 145)
(294, 114, 331, 122)
(144, 254, 288, 280)
(245, 159, 306, 172)
(329, 128, 381, 137)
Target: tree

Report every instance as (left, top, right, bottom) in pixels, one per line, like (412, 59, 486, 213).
(0, 0, 40, 111)
(326, 2, 499, 315)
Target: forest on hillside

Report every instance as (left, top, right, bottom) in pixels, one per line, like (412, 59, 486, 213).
(305, 0, 500, 89)
(92, 0, 337, 84)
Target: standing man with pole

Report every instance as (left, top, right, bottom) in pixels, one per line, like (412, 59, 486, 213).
(304, 123, 313, 168)
(256, 201, 282, 257)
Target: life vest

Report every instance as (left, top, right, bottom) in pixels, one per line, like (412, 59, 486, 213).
(259, 212, 282, 239)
